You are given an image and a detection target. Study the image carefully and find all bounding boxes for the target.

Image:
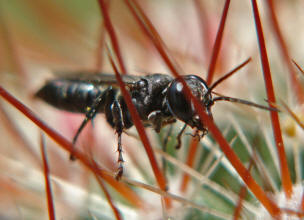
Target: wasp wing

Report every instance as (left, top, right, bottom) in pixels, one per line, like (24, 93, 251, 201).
(54, 71, 141, 89)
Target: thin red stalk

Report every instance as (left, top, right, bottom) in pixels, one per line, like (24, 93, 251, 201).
(179, 134, 199, 193)
(124, 1, 193, 197)
(91, 158, 122, 220)
(124, 1, 281, 215)
(233, 184, 247, 220)
(233, 161, 253, 220)
(188, 88, 281, 217)
(0, 86, 145, 209)
(292, 60, 304, 76)
(208, 57, 251, 91)
(193, 0, 213, 65)
(86, 144, 122, 219)
(107, 49, 171, 208)
(124, 0, 182, 76)
(281, 101, 304, 130)
(180, 57, 251, 192)
(97, 0, 127, 74)
(265, 0, 304, 104)
(40, 133, 56, 220)
(125, 0, 205, 126)
(251, 0, 292, 198)
(206, 0, 230, 85)
(174, 54, 281, 215)
(96, 177, 122, 220)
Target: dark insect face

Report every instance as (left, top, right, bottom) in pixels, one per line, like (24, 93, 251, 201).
(166, 75, 213, 130)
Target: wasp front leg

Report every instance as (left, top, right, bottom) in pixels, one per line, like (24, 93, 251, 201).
(148, 110, 176, 133)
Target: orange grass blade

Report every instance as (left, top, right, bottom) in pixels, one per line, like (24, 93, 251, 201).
(0, 86, 145, 209)
(251, 0, 292, 198)
(40, 133, 56, 220)
(265, 0, 304, 104)
(206, 0, 230, 85)
(106, 48, 171, 208)
(97, 0, 127, 74)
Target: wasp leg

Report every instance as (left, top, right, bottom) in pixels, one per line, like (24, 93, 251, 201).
(111, 100, 125, 180)
(147, 110, 163, 132)
(111, 101, 125, 180)
(187, 128, 207, 139)
(175, 123, 187, 149)
(148, 110, 175, 133)
(70, 89, 109, 160)
(116, 131, 124, 180)
(201, 127, 208, 138)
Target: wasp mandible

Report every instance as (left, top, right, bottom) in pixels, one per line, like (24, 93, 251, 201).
(36, 72, 276, 179)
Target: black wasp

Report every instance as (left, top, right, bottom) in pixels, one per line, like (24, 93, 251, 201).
(36, 72, 276, 179)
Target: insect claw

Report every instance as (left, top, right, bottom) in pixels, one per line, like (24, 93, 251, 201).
(115, 164, 124, 181)
(185, 129, 203, 141)
(118, 154, 124, 162)
(69, 154, 76, 161)
(69, 138, 79, 161)
(202, 128, 208, 136)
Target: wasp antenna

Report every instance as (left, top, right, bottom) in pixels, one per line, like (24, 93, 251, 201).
(213, 96, 279, 112)
(209, 58, 251, 91)
(204, 58, 252, 99)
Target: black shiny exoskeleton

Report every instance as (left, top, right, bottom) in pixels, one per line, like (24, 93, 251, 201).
(36, 72, 275, 179)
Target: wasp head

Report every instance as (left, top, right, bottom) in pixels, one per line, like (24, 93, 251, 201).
(166, 75, 213, 131)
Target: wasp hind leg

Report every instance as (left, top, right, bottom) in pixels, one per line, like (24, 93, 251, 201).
(110, 100, 125, 180)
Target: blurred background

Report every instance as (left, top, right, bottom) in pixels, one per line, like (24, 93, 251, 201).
(0, 0, 304, 219)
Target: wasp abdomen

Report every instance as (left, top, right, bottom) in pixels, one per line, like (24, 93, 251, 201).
(35, 79, 107, 113)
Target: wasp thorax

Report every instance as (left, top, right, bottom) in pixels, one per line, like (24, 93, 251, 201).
(166, 75, 213, 130)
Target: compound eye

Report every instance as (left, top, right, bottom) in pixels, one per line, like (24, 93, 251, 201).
(166, 80, 195, 123)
